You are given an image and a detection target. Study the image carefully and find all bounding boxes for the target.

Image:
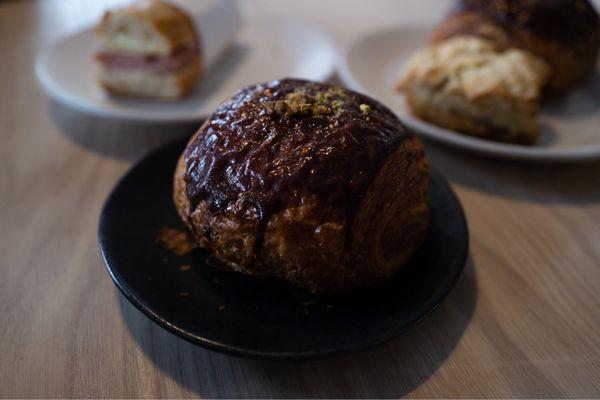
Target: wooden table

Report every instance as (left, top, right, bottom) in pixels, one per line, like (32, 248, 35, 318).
(1, 0, 600, 397)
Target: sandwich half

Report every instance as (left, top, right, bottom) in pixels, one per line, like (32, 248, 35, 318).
(95, 0, 202, 100)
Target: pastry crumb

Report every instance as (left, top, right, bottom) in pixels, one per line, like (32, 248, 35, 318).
(179, 264, 192, 272)
(155, 227, 196, 256)
(301, 298, 317, 306)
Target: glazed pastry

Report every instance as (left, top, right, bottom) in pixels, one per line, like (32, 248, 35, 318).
(431, 0, 600, 94)
(95, 0, 202, 100)
(397, 36, 550, 145)
(174, 79, 430, 292)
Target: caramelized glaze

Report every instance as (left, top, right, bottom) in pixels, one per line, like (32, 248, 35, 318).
(183, 79, 410, 247)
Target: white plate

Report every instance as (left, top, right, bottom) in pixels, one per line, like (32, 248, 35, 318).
(36, 17, 337, 123)
(338, 26, 600, 162)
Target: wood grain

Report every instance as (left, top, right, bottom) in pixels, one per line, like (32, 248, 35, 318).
(1, 0, 600, 397)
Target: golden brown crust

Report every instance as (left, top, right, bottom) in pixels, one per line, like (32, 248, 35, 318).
(96, 0, 198, 53)
(397, 36, 550, 103)
(432, 1, 600, 93)
(172, 58, 202, 97)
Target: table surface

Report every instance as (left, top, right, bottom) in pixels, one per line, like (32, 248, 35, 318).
(1, 0, 600, 397)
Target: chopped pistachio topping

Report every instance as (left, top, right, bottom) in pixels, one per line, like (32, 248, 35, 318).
(262, 85, 349, 119)
(313, 105, 329, 115)
(275, 100, 288, 114)
(359, 104, 371, 114)
(262, 101, 274, 114)
(327, 86, 347, 98)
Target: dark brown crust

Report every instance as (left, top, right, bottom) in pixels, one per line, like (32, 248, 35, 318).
(432, 0, 600, 93)
(173, 79, 430, 292)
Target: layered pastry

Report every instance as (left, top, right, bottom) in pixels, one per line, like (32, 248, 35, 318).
(397, 36, 550, 145)
(95, 0, 202, 100)
(174, 79, 430, 292)
(431, 0, 600, 94)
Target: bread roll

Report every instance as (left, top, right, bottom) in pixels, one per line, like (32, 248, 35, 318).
(173, 79, 430, 292)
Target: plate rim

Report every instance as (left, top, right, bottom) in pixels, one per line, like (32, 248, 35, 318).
(98, 139, 470, 360)
(36, 17, 338, 123)
(337, 25, 600, 162)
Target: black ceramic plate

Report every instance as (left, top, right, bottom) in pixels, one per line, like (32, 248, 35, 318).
(99, 138, 469, 360)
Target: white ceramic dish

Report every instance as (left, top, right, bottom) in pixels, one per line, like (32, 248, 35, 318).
(36, 3, 337, 123)
(339, 26, 600, 162)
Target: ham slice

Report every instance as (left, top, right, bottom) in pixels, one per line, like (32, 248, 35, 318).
(96, 46, 197, 72)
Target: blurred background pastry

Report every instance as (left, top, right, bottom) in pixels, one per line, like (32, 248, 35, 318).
(431, 0, 600, 94)
(174, 79, 430, 292)
(397, 36, 550, 145)
(94, 0, 202, 100)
